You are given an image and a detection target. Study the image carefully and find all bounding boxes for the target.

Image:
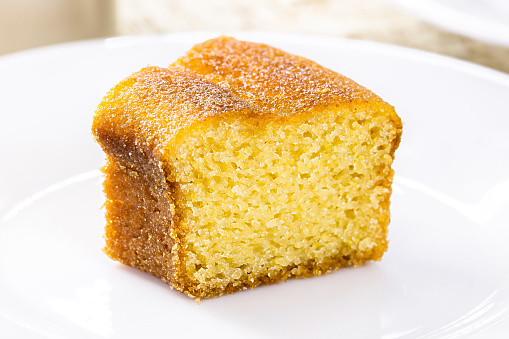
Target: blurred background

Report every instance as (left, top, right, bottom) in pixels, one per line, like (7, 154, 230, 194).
(1, 0, 508, 73)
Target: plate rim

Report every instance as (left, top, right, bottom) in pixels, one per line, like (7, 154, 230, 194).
(1, 31, 509, 86)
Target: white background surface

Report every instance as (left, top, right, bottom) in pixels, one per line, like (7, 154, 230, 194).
(1, 32, 509, 338)
(391, 0, 509, 47)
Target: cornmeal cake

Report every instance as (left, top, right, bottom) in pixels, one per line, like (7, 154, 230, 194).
(92, 37, 402, 299)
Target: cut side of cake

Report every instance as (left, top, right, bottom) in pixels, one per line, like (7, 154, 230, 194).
(93, 37, 402, 299)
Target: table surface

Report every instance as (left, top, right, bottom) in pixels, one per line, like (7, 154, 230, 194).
(114, 0, 509, 75)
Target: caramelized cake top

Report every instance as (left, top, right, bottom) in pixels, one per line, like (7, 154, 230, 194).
(94, 37, 402, 173)
(93, 66, 263, 169)
(94, 66, 259, 144)
(174, 36, 389, 115)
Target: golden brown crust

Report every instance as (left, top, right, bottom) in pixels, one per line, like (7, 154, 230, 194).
(102, 159, 185, 292)
(94, 39, 402, 173)
(174, 36, 402, 144)
(189, 253, 363, 299)
(174, 36, 384, 115)
(92, 66, 261, 173)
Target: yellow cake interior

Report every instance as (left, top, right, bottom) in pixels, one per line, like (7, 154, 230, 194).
(166, 105, 398, 293)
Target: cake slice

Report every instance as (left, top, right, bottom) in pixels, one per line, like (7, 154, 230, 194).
(93, 37, 402, 299)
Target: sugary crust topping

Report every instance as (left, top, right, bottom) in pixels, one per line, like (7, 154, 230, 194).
(174, 36, 383, 115)
(93, 66, 260, 153)
(93, 37, 401, 169)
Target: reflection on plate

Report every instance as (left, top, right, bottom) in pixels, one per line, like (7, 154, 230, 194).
(390, 0, 509, 47)
(1, 32, 509, 338)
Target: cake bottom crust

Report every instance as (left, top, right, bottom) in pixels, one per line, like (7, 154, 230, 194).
(185, 251, 384, 299)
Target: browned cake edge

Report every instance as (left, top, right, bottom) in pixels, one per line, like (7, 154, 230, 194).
(92, 65, 263, 178)
(101, 158, 186, 293)
(175, 36, 393, 115)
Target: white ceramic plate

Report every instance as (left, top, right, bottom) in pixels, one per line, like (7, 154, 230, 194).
(1, 32, 509, 338)
(390, 0, 509, 47)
